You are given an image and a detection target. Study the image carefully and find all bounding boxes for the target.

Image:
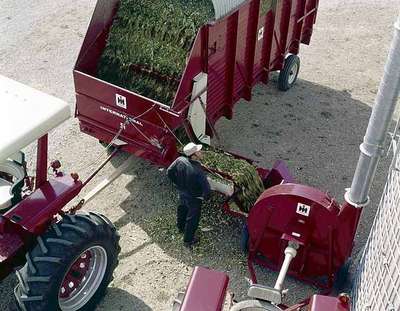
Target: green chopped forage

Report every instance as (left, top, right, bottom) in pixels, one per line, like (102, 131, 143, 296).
(260, 0, 276, 15)
(97, 0, 215, 105)
(200, 147, 265, 213)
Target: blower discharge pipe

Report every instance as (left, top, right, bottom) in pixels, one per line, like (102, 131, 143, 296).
(347, 15, 400, 207)
(274, 242, 299, 291)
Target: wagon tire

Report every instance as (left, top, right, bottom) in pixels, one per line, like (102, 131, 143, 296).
(240, 224, 249, 254)
(278, 54, 300, 91)
(14, 212, 120, 311)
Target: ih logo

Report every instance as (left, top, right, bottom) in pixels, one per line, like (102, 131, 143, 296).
(296, 203, 311, 217)
(116, 94, 127, 109)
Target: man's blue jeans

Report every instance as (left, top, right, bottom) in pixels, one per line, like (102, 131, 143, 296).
(177, 195, 202, 243)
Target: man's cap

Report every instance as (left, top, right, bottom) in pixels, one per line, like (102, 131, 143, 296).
(183, 142, 203, 156)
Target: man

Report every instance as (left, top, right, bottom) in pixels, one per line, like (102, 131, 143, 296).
(167, 142, 211, 248)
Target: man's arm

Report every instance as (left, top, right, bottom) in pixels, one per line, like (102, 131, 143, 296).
(167, 159, 178, 185)
(199, 171, 211, 200)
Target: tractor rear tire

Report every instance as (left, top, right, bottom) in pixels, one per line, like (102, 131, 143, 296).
(278, 54, 300, 91)
(14, 212, 120, 311)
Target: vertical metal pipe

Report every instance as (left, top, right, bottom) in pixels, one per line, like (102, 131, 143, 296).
(346, 15, 400, 207)
(35, 135, 48, 189)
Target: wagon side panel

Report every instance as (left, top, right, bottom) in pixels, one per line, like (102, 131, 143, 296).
(252, 0, 275, 85)
(206, 17, 231, 123)
(300, 0, 319, 45)
(267, 0, 290, 71)
(280, 0, 305, 58)
(172, 28, 205, 113)
(75, 72, 182, 166)
(206, 1, 260, 124)
(75, 0, 119, 74)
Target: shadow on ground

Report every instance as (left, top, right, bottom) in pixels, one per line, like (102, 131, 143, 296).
(108, 77, 390, 304)
(1, 275, 17, 311)
(97, 287, 152, 311)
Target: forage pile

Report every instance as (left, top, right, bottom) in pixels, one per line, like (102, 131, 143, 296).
(200, 147, 265, 213)
(97, 0, 215, 104)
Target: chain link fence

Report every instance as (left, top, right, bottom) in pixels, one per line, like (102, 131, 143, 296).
(351, 130, 400, 311)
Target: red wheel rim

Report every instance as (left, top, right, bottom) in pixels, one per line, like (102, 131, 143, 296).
(59, 250, 92, 299)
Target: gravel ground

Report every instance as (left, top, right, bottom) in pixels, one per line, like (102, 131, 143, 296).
(1, 1, 399, 310)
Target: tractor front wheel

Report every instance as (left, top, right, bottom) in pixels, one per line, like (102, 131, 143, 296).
(14, 212, 120, 311)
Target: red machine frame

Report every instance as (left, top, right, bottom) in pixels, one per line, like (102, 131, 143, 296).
(0, 134, 121, 282)
(0, 135, 82, 280)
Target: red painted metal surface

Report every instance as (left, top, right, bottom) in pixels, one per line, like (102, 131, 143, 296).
(4, 175, 83, 235)
(308, 294, 350, 311)
(36, 135, 48, 189)
(180, 266, 229, 311)
(74, 0, 319, 167)
(0, 175, 83, 279)
(246, 183, 362, 288)
(263, 160, 295, 187)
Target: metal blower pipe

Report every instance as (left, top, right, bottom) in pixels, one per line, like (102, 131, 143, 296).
(346, 15, 400, 207)
(274, 242, 298, 291)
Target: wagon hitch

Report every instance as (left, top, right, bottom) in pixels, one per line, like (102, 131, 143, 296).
(69, 149, 136, 214)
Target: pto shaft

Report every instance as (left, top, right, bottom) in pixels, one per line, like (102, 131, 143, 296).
(274, 242, 299, 291)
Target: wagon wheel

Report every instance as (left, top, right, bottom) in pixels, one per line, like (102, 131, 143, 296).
(230, 300, 282, 311)
(14, 212, 120, 311)
(278, 55, 300, 91)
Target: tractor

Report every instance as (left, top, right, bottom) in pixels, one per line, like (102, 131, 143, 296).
(0, 75, 123, 311)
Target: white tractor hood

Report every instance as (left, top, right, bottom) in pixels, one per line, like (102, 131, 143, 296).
(0, 75, 71, 162)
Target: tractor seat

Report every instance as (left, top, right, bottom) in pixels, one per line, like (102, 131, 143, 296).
(0, 160, 25, 210)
